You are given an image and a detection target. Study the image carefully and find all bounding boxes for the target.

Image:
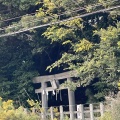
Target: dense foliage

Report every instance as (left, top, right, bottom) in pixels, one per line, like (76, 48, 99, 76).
(0, 97, 40, 120)
(0, 0, 120, 103)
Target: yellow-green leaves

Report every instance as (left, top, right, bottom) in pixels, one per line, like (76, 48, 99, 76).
(94, 23, 120, 42)
(35, 9, 46, 18)
(43, 0, 56, 12)
(75, 39, 93, 52)
(62, 18, 83, 29)
(86, 4, 100, 12)
(46, 53, 76, 72)
(117, 41, 120, 48)
(43, 26, 75, 42)
(110, 10, 120, 19)
(21, 15, 37, 28)
(57, 28, 74, 40)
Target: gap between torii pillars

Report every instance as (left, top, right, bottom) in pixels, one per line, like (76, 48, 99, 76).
(67, 77, 76, 120)
(41, 82, 48, 119)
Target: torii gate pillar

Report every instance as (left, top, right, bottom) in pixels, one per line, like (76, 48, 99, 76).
(67, 77, 75, 120)
(41, 82, 48, 119)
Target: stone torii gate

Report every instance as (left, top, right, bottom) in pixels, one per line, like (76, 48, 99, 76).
(33, 71, 78, 120)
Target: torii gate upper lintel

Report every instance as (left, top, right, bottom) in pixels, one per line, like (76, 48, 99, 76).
(33, 70, 77, 83)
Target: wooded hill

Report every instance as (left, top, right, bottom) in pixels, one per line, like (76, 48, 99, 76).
(0, 0, 120, 104)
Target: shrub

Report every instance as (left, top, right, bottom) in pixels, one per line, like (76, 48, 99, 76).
(0, 97, 40, 120)
(99, 112, 112, 120)
(100, 100, 120, 120)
